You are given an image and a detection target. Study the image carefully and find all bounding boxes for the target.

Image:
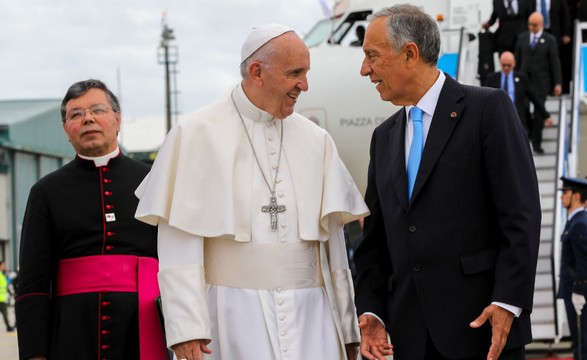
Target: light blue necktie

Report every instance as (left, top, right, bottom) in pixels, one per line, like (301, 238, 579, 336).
(407, 106, 423, 200)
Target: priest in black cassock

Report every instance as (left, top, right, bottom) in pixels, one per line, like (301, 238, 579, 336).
(15, 79, 167, 360)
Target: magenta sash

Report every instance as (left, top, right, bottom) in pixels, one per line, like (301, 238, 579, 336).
(57, 255, 167, 360)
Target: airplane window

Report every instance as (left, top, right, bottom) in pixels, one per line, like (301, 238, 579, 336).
(303, 10, 371, 47)
(303, 18, 337, 48)
(331, 22, 352, 44)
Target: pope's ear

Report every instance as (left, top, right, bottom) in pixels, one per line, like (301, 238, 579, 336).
(248, 62, 263, 83)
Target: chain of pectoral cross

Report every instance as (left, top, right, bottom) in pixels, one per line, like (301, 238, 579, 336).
(232, 92, 287, 230)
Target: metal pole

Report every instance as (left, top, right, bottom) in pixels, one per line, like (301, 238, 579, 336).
(158, 19, 176, 134)
(164, 43, 172, 133)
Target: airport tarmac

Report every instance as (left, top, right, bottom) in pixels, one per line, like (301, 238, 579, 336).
(0, 305, 17, 360)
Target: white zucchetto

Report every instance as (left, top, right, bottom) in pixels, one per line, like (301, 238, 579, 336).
(240, 23, 293, 63)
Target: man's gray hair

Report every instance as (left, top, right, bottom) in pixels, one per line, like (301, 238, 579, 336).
(371, 4, 440, 66)
(239, 40, 279, 79)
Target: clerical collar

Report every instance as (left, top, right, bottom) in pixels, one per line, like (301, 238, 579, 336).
(78, 147, 120, 167)
(234, 84, 275, 123)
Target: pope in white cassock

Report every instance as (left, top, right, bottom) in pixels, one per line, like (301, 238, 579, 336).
(135, 24, 369, 360)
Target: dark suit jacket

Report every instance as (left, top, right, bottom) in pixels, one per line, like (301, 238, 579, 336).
(485, 70, 550, 130)
(532, 0, 572, 46)
(515, 31, 562, 97)
(354, 75, 541, 359)
(488, 0, 534, 53)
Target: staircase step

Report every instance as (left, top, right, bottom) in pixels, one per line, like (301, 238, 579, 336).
(541, 226, 553, 241)
(539, 181, 556, 196)
(543, 126, 559, 140)
(537, 168, 556, 182)
(533, 155, 557, 168)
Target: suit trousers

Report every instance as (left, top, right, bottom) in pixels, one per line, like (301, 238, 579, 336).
(423, 331, 525, 360)
(531, 92, 548, 149)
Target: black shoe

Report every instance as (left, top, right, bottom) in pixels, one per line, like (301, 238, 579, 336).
(534, 147, 545, 155)
(6, 326, 15, 332)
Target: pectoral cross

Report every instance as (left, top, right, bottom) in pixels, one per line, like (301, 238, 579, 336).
(261, 195, 286, 230)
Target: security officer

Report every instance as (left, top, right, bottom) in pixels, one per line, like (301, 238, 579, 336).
(557, 176, 587, 360)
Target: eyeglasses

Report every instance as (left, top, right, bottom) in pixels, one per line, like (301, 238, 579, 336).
(66, 104, 112, 122)
(501, 63, 513, 67)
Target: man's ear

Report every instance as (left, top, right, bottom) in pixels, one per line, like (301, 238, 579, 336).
(404, 42, 419, 66)
(249, 62, 263, 85)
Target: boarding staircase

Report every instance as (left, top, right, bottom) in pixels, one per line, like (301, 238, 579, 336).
(531, 96, 572, 340)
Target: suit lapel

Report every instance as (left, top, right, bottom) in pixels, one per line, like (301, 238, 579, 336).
(410, 76, 464, 204)
(389, 109, 409, 210)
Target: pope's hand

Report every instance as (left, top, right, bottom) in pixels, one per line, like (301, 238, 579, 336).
(572, 293, 586, 316)
(171, 339, 212, 360)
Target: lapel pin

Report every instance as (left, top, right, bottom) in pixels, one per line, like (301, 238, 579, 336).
(450, 111, 458, 119)
(540, 38, 545, 44)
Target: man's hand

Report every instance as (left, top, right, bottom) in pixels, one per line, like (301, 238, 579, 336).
(572, 293, 586, 316)
(563, 35, 571, 45)
(470, 304, 514, 360)
(544, 117, 554, 127)
(171, 339, 212, 360)
(358, 314, 394, 360)
(553, 85, 562, 97)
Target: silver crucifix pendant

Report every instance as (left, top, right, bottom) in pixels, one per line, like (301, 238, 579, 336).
(261, 195, 286, 230)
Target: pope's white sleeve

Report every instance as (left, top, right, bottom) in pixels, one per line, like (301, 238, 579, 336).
(157, 220, 211, 347)
(327, 214, 360, 344)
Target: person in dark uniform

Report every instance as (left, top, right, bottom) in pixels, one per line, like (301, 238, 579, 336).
(557, 176, 587, 360)
(15, 79, 167, 360)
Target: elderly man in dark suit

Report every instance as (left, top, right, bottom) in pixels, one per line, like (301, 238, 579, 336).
(485, 51, 552, 136)
(482, 0, 534, 54)
(355, 4, 541, 360)
(515, 12, 562, 154)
